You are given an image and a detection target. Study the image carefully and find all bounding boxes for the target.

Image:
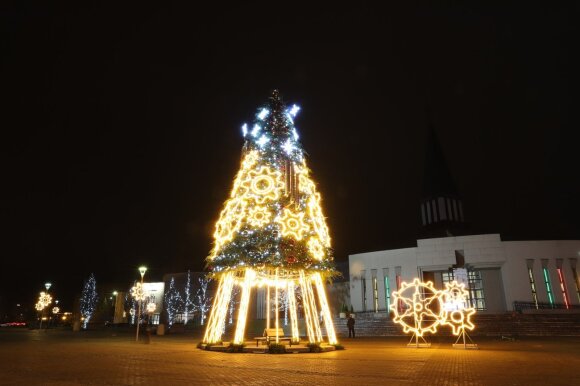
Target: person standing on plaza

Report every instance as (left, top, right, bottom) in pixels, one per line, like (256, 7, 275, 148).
(347, 314, 355, 338)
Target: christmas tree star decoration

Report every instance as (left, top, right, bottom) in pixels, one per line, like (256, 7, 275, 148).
(247, 206, 272, 227)
(203, 90, 338, 347)
(244, 166, 284, 204)
(307, 237, 325, 261)
(276, 208, 309, 240)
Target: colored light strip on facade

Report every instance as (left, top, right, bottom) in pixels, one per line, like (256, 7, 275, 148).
(556, 268, 570, 309)
(542, 268, 555, 305)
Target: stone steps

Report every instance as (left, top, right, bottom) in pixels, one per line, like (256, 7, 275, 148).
(331, 312, 580, 337)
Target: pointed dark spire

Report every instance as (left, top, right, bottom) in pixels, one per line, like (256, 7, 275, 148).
(420, 123, 466, 235)
(422, 125, 458, 199)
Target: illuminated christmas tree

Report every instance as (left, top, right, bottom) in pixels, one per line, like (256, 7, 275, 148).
(80, 273, 98, 329)
(203, 90, 338, 345)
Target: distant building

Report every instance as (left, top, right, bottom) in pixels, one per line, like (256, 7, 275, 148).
(349, 126, 580, 314)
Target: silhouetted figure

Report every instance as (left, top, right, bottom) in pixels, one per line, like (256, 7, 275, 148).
(347, 315, 355, 338)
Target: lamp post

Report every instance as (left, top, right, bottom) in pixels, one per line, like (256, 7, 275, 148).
(111, 291, 118, 324)
(135, 266, 147, 342)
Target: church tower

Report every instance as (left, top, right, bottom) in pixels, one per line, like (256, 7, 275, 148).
(420, 125, 466, 237)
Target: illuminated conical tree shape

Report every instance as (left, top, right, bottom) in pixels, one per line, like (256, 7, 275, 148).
(203, 91, 338, 346)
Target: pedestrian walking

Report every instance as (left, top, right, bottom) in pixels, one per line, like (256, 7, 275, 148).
(347, 314, 355, 338)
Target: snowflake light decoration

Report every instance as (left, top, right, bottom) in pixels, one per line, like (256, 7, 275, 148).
(440, 281, 476, 336)
(389, 278, 443, 337)
(247, 206, 271, 227)
(131, 283, 145, 301)
(276, 208, 309, 240)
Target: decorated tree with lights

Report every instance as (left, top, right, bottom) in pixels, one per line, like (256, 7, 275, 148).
(80, 273, 98, 329)
(195, 277, 212, 325)
(203, 90, 338, 346)
(183, 270, 194, 324)
(164, 277, 182, 327)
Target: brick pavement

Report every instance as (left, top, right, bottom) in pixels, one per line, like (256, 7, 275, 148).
(0, 329, 579, 385)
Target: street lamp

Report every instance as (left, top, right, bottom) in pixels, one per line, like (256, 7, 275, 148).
(111, 291, 118, 323)
(135, 266, 147, 342)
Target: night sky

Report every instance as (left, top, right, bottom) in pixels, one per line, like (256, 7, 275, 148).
(1, 3, 577, 313)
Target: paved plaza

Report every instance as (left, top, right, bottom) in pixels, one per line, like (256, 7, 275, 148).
(1, 329, 579, 385)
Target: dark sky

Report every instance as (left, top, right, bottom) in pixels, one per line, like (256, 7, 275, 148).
(1, 3, 577, 312)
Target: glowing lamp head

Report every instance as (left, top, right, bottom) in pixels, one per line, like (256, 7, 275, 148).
(112, 291, 118, 296)
(138, 266, 147, 277)
(45, 282, 52, 291)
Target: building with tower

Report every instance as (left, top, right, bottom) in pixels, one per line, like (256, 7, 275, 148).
(349, 127, 580, 314)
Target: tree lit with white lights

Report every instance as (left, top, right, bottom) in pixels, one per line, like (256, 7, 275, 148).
(80, 273, 98, 329)
(164, 277, 182, 327)
(203, 90, 338, 346)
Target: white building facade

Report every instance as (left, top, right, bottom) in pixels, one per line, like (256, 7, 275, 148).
(349, 234, 580, 314)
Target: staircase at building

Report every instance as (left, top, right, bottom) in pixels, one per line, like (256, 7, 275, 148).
(330, 311, 580, 337)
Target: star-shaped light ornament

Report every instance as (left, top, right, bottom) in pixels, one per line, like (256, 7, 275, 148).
(307, 237, 325, 261)
(247, 206, 271, 228)
(276, 208, 310, 240)
(242, 166, 284, 204)
(440, 281, 476, 336)
(390, 278, 443, 337)
(130, 283, 145, 301)
(213, 197, 248, 252)
(307, 193, 331, 247)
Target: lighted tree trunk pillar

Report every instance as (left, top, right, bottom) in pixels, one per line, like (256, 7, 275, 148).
(233, 269, 255, 344)
(314, 272, 338, 344)
(275, 268, 280, 344)
(266, 286, 270, 330)
(288, 282, 300, 343)
(203, 272, 235, 344)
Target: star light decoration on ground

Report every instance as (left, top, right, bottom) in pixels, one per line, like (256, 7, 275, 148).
(390, 278, 477, 345)
(390, 279, 443, 337)
(202, 91, 338, 348)
(440, 281, 476, 335)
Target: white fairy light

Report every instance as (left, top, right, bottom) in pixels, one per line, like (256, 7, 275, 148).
(258, 108, 269, 120)
(257, 134, 269, 147)
(251, 124, 261, 137)
(292, 128, 299, 141)
(242, 123, 248, 137)
(282, 138, 295, 155)
(289, 104, 300, 117)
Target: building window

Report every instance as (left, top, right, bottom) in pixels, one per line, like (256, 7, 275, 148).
(572, 267, 580, 303)
(542, 267, 555, 305)
(468, 271, 486, 311)
(528, 268, 539, 309)
(371, 269, 378, 312)
(442, 271, 454, 284)
(384, 276, 391, 311)
(360, 270, 367, 312)
(444, 270, 486, 311)
(373, 276, 379, 312)
(556, 268, 570, 309)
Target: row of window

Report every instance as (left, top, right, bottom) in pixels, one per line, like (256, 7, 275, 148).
(360, 268, 401, 313)
(360, 269, 486, 312)
(527, 258, 580, 309)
